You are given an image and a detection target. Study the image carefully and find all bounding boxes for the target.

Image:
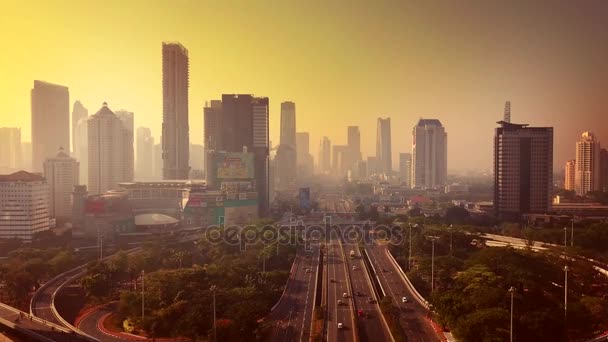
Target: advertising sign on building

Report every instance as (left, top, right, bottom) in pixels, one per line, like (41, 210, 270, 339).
(217, 153, 254, 179)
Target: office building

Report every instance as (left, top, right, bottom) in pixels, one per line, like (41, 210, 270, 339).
(88, 102, 134, 195)
(153, 143, 163, 180)
(0, 171, 50, 241)
(601, 148, 608, 192)
(319, 136, 331, 174)
(21, 142, 32, 171)
(43, 148, 79, 218)
(332, 145, 349, 177)
(296, 132, 314, 179)
(73, 111, 88, 186)
(280, 101, 296, 148)
(31, 80, 69, 172)
(115, 110, 135, 182)
(564, 159, 575, 191)
(494, 121, 553, 217)
(412, 119, 447, 189)
(367, 156, 378, 176)
(275, 144, 297, 191)
(347, 126, 362, 172)
(0, 127, 22, 173)
(399, 152, 412, 188)
(574, 132, 601, 196)
(204, 100, 223, 151)
(136, 127, 155, 181)
(376, 117, 392, 175)
(162, 42, 190, 180)
(72, 101, 88, 154)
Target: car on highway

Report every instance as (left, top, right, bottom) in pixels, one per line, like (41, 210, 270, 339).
(402, 296, 409, 303)
(338, 323, 344, 329)
(343, 292, 349, 298)
(305, 268, 311, 273)
(337, 299, 343, 305)
(367, 297, 375, 304)
(357, 309, 364, 317)
(352, 265, 357, 270)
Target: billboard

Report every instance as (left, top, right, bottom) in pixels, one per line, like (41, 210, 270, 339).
(217, 153, 254, 179)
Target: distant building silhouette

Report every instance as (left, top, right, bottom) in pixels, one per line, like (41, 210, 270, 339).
(494, 120, 553, 218)
(347, 126, 362, 174)
(280, 102, 296, 148)
(72, 102, 89, 186)
(162, 42, 190, 179)
(399, 152, 412, 188)
(136, 127, 155, 181)
(44, 148, 79, 218)
(296, 132, 314, 180)
(88, 102, 134, 195)
(0, 127, 22, 173)
(0, 171, 50, 241)
(319, 136, 331, 174)
(412, 119, 447, 189)
(575, 132, 601, 196)
(115, 110, 134, 182)
(376, 117, 392, 175)
(564, 159, 575, 191)
(601, 148, 608, 192)
(332, 145, 349, 177)
(31, 80, 69, 172)
(72, 101, 88, 153)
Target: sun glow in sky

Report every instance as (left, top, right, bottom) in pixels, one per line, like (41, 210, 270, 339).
(1, 0, 607, 171)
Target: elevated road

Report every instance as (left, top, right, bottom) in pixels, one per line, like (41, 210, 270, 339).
(365, 243, 440, 342)
(326, 232, 356, 342)
(267, 244, 319, 342)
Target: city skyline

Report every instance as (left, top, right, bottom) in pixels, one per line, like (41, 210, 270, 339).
(1, 1, 608, 172)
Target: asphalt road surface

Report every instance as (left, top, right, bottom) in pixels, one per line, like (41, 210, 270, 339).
(267, 244, 319, 342)
(326, 233, 356, 342)
(365, 243, 440, 342)
(31, 266, 86, 327)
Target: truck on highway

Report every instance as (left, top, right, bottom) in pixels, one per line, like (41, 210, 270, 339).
(350, 250, 355, 258)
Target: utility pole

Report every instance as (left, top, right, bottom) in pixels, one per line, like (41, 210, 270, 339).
(563, 227, 567, 248)
(571, 217, 574, 247)
(449, 224, 453, 255)
(409, 224, 418, 270)
(210, 285, 217, 342)
(509, 286, 516, 342)
(427, 235, 440, 292)
(141, 270, 145, 323)
(564, 266, 569, 317)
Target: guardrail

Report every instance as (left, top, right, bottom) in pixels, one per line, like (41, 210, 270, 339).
(270, 253, 299, 312)
(0, 302, 74, 341)
(359, 248, 395, 342)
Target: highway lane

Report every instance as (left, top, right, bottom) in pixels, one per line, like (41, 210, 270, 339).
(0, 302, 85, 342)
(267, 244, 319, 342)
(76, 304, 126, 342)
(341, 238, 390, 342)
(365, 243, 439, 342)
(326, 232, 355, 342)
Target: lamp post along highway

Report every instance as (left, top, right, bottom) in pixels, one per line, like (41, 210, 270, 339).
(409, 223, 418, 270)
(509, 286, 516, 342)
(211, 285, 217, 342)
(563, 227, 567, 248)
(427, 235, 440, 292)
(564, 266, 569, 317)
(448, 224, 453, 255)
(571, 217, 574, 247)
(141, 270, 145, 323)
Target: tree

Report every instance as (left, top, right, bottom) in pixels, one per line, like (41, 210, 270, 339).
(444, 206, 470, 225)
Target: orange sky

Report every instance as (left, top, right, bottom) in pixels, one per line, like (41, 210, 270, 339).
(1, 0, 607, 172)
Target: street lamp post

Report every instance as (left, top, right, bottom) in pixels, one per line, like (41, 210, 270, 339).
(509, 286, 516, 342)
(409, 224, 418, 270)
(427, 235, 440, 292)
(141, 270, 145, 323)
(564, 266, 569, 317)
(448, 225, 453, 255)
(563, 227, 567, 248)
(570, 217, 574, 247)
(210, 285, 217, 342)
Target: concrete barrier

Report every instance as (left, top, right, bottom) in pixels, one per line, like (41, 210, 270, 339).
(270, 254, 299, 312)
(384, 248, 430, 309)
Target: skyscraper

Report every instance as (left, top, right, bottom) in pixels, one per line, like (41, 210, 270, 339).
(115, 110, 135, 182)
(88, 102, 134, 195)
(204, 100, 223, 151)
(601, 148, 608, 192)
(399, 153, 412, 188)
(376, 117, 392, 175)
(0, 127, 22, 173)
(72, 101, 88, 154)
(319, 136, 331, 174)
(280, 101, 296, 148)
(564, 159, 575, 191)
(218, 94, 270, 216)
(162, 42, 190, 179)
(136, 127, 155, 180)
(574, 132, 601, 196)
(31, 80, 69, 172)
(0, 171, 50, 241)
(412, 119, 448, 189)
(347, 126, 362, 172)
(43, 148, 79, 218)
(332, 145, 349, 177)
(494, 121, 553, 218)
(296, 132, 314, 179)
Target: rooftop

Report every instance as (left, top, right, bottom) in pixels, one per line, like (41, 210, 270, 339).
(0, 171, 45, 182)
(417, 118, 443, 127)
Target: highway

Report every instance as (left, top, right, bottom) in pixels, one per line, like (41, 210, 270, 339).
(76, 303, 126, 342)
(267, 244, 319, 342)
(365, 243, 440, 342)
(326, 231, 356, 342)
(340, 235, 391, 342)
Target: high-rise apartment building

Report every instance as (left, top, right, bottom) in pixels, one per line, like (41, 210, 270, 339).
(319, 137, 331, 174)
(88, 102, 134, 195)
(162, 42, 190, 180)
(347, 126, 362, 172)
(115, 110, 134, 182)
(280, 102, 296, 148)
(564, 159, 575, 191)
(43, 148, 79, 218)
(0, 127, 22, 173)
(376, 117, 392, 175)
(31, 80, 69, 172)
(399, 153, 412, 188)
(216, 94, 270, 216)
(412, 119, 448, 189)
(72, 101, 88, 153)
(574, 132, 601, 196)
(494, 121, 553, 217)
(136, 127, 155, 181)
(0, 171, 50, 241)
(204, 100, 223, 151)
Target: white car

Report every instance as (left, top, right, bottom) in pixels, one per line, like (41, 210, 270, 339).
(402, 296, 409, 303)
(343, 292, 348, 298)
(352, 265, 357, 270)
(337, 323, 344, 329)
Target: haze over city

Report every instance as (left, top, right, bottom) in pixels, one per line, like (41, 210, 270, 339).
(2, 0, 607, 171)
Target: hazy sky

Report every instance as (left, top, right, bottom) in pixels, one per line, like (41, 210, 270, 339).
(1, 0, 607, 172)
